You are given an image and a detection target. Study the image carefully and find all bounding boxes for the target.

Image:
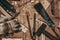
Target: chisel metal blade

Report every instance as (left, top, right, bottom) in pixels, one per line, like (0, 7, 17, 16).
(34, 2, 54, 27)
(0, 0, 16, 13)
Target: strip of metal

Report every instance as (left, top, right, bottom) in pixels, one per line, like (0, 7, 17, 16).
(51, 0, 55, 15)
(33, 13, 36, 40)
(26, 13, 33, 40)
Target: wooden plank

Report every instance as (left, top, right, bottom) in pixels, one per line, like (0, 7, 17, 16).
(54, 0, 59, 17)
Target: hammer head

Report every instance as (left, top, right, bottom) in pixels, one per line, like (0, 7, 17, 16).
(36, 23, 47, 37)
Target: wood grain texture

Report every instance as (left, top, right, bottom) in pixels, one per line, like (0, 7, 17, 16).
(0, 0, 60, 40)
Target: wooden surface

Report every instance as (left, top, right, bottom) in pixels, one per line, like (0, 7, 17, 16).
(0, 0, 60, 40)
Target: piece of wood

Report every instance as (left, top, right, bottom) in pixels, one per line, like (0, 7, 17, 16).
(54, 0, 59, 17)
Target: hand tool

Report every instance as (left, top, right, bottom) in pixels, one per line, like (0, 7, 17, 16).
(0, 0, 19, 20)
(33, 13, 36, 40)
(36, 23, 59, 40)
(34, 2, 60, 39)
(51, 0, 55, 15)
(26, 12, 33, 40)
